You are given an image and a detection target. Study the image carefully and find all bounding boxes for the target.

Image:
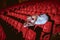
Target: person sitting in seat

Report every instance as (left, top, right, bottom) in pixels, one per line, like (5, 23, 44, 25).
(23, 13, 49, 40)
(24, 13, 48, 27)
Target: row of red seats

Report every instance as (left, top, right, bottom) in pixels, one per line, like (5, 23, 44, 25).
(7, 11, 27, 21)
(0, 15, 36, 40)
(0, 1, 60, 40)
(0, 14, 52, 40)
(6, 1, 35, 11)
(4, 3, 59, 40)
(5, 1, 59, 19)
(13, 4, 57, 15)
(0, 15, 22, 32)
(17, 3, 60, 24)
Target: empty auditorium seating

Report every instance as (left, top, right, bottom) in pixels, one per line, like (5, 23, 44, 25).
(0, 1, 60, 40)
(0, 15, 22, 32)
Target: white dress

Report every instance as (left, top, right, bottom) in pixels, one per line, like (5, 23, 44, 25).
(35, 14, 48, 25)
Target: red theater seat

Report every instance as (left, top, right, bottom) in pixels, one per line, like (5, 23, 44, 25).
(54, 16, 60, 24)
(8, 18, 13, 24)
(56, 27, 60, 33)
(16, 22, 22, 32)
(52, 8, 56, 14)
(43, 22, 52, 33)
(21, 27, 29, 38)
(41, 22, 52, 40)
(1, 15, 7, 21)
(25, 29, 36, 40)
(13, 21, 18, 29)
(10, 19, 15, 26)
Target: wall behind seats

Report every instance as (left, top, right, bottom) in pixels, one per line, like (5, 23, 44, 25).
(0, 0, 30, 10)
(0, 0, 6, 9)
(18, 0, 29, 3)
(6, 0, 19, 6)
(0, 0, 19, 9)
